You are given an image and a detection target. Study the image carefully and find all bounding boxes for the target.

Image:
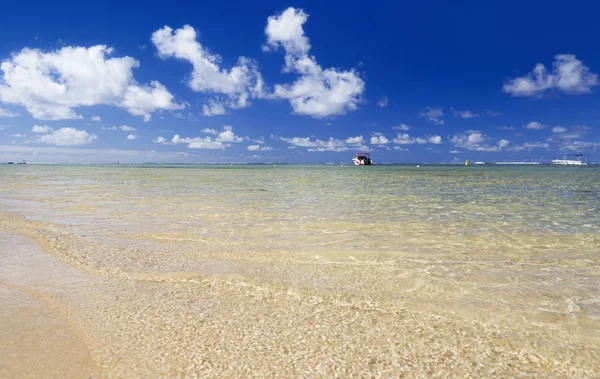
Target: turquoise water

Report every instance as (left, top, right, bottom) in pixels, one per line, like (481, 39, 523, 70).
(1, 164, 599, 376)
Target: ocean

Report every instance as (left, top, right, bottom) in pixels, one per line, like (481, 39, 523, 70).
(1, 164, 599, 377)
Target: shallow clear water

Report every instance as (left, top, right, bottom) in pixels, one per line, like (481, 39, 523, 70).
(1, 164, 599, 376)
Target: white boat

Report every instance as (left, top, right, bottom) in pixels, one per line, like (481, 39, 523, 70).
(552, 159, 588, 166)
(353, 152, 373, 166)
(552, 154, 588, 166)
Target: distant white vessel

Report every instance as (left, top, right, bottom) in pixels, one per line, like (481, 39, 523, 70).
(552, 159, 588, 166)
(552, 154, 588, 166)
(353, 152, 373, 166)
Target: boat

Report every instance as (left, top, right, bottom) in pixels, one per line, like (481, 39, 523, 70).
(552, 154, 588, 166)
(353, 152, 373, 166)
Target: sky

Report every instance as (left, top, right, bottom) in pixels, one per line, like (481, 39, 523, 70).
(1, 0, 599, 164)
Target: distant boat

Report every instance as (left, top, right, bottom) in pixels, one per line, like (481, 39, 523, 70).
(552, 159, 588, 166)
(353, 152, 373, 166)
(552, 154, 588, 166)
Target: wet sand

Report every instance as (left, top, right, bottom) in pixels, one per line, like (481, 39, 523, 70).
(0, 231, 99, 378)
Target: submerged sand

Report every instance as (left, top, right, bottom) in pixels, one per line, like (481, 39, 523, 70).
(1, 214, 598, 378)
(1, 165, 599, 377)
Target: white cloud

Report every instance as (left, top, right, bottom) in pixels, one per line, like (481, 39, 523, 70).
(201, 100, 227, 116)
(91, 115, 101, 121)
(449, 130, 509, 152)
(503, 54, 598, 97)
(428, 135, 442, 144)
(525, 121, 545, 130)
(171, 135, 228, 149)
(392, 124, 410, 131)
(201, 128, 218, 135)
(450, 108, 478, 118)
(449, 150, 461, 154)
(32, 124, 53, 133)
(0, 107, 19, 118)
(487, 111, 502, 117)
(393, 146, 408, 151)
(419, 106, 444, 125)
(247, 144, 273, 151)
(102, 125, 136, 132)
(126, 134, 136, 140)
(152, 25, 265, 115)
(345, 136, 364, 144)
(377, 96, 388, 108)
(370, 135, 389, 145)
(275, 135, 361, 152)
(0, 45, 184, 121)
(392, 133, 427, 145)
(39, 127, 97, 146)
(498, 126, 515, 131)
(552, 126, 567, 133)
(10, 133, 26, 137)
(157, 125, 244, 149)
(217, 125, 243, 143)
(265, 8, 365, 118)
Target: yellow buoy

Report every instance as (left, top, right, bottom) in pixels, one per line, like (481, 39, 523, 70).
(465, 159, 469, 166)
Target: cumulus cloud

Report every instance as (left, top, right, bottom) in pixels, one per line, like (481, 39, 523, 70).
(419, 106, 444, 125)
(377, 96, 388, 108)
(126, 134, 136, 140)
(91, 115, 101, 121)
(103, 125, 136, 132)
(201, 128, 218, 135)
(525, 121, 545, 130)
(152, 25, 265, 115)
(428, 135, 442, 144)
(201, 100, 227, 116)
(274, 134, 369, 152)
(450, 108, 478, 119)
(391, 133, 439, 145)
(552, 126, 567, 133)
(39, 127, 97, 146)
(264, 8, 365, 118)
(154, 125, 244, 149)
(32, 124, 53, 133)
(370, 134, 389, 145)
(0, 107, 19, 118)
(345, 136, 364, 144)
(449, 130, 509, 152)
(247, 144, 273, 151)
(392, 124, 411, 131)
(503, 54, 598, 97)
(0, 45, 184, 121)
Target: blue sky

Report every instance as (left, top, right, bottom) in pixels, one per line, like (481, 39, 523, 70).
(1, 0, 599, 163)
